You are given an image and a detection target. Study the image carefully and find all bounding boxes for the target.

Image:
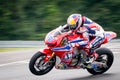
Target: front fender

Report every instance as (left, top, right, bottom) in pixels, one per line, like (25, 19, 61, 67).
(39, 47, 53, 54)
(39, 47, 54, 62)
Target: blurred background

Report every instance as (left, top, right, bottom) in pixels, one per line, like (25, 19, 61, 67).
(0, 0, 120, 40)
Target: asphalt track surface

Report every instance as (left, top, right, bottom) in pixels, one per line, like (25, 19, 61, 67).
(0, 42, 120, 80)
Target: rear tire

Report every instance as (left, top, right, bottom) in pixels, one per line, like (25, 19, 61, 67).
(29, 52, 56, 75)
(87, 48, 114, 75)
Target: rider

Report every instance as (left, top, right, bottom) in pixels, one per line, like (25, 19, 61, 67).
(57, 13, 105, 68)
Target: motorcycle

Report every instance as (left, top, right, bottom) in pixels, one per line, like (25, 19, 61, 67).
(29, 25, 117, 75)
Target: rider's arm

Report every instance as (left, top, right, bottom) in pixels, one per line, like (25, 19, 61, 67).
(83, 16, 104, 37)
(86, 23, 104, 38)
(61, 24, 70, 32)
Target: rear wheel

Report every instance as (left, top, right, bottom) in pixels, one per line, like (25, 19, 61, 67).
(29, 52, 56, 75)
(87, 48, 114, 75)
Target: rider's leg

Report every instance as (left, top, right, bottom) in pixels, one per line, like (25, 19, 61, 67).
(85, 36, 105, 62)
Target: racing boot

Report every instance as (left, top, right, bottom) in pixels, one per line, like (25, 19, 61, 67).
(86, 50, 99, 63)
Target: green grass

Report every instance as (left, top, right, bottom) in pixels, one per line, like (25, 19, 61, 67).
(0, 48, 40, 52)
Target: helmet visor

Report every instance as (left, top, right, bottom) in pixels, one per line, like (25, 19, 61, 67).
(69, 24, 76, 29)
(68, 21, 78, 30)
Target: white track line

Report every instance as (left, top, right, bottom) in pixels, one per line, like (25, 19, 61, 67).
(0, 60, 29, 67)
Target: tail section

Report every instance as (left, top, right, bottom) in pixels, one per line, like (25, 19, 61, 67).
(103, 31, 117, 44)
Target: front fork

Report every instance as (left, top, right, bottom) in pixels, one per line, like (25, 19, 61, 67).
(44, 52, 55, 62)
(39, 48, 55, 62)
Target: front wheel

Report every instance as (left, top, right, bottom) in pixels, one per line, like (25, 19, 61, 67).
(87, 48, 114, 75)
(29, 52, 56, 75)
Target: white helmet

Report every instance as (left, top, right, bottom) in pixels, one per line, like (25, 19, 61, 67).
(67, 14, 82, 30)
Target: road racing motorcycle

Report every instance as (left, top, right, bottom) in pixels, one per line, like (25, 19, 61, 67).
(29, 25, 117, 75)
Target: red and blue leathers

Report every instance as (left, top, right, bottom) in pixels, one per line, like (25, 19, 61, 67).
(78, 16, 105, 58)
(64, 16, 105, 58)
(81, 16, 105, 50)
(57, 16, 105, 68)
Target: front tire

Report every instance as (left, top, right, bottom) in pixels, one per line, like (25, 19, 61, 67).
(87, 48, 114, 75)
(29, 52, 56, 75)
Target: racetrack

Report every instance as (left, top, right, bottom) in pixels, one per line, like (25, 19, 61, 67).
(0, 42, 120, 80)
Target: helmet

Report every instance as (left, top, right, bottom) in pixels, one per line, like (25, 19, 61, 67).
(67, 14, 82, 30)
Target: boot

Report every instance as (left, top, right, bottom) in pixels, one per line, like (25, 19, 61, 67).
(86, 51, 99, 63)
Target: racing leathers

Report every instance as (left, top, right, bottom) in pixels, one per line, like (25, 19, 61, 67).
(79, 16, 105, 55)
(64, 16, 105, 54)
(57, 16, 105, 68)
